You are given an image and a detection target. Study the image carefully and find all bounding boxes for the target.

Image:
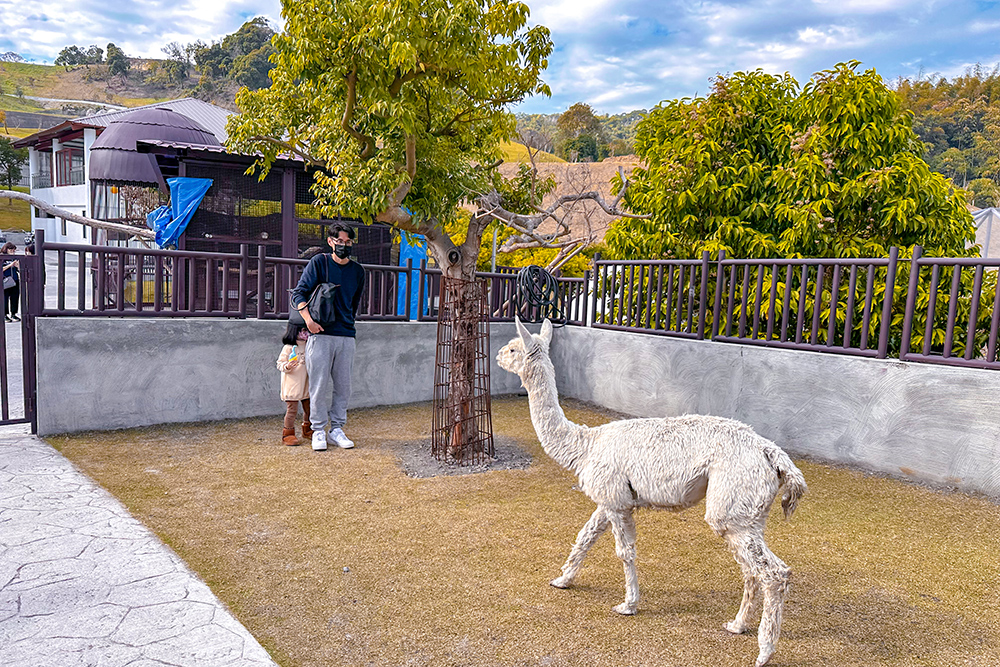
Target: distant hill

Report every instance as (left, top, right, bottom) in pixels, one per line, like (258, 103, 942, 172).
(0, 53, 25, 63)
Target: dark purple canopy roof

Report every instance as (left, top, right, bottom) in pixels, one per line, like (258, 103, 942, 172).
(89, 107, 221, 184)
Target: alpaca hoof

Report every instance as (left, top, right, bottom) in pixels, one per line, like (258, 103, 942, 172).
(612, 603, 637, 615)
(724, 620, 748, 635)
(755, 646, 775, 667)
(549, 576, 571, 589)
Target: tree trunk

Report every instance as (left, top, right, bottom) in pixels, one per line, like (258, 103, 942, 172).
(426, 226, 490, 461)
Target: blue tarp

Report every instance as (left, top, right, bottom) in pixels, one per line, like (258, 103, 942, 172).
(397, 231, 429, 320)
(145, 177, 213, 248)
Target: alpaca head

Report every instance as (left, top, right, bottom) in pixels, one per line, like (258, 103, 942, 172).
(497, 317, 553, 378)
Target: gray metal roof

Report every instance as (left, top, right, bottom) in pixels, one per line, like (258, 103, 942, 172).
(89, 108, 221, 184)
(73, 98, 233, 142)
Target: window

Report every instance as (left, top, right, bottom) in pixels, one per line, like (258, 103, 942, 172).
(33, 207, 55, 219)
(55, 148, 85, 187)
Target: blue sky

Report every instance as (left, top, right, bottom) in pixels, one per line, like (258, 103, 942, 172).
(2, 0, 1000, 115)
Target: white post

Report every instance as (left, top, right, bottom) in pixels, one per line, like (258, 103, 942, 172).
(985, 215, 993, 260)
(83, 128, 96, 217)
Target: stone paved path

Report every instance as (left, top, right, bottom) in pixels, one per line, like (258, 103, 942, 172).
(0, 425, 278, 667)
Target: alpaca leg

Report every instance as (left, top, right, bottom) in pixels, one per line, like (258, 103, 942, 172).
(551, 506, 610, 589)
(725, 530, 790, 667)
(755, 543, 791, 667)
(608, 509, 639, 615)
(725, 571, 759, 635)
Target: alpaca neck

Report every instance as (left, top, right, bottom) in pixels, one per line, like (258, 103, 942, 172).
(521, 354, 588, 472)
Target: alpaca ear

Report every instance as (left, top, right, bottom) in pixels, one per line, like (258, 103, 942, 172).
(515, 316, 536, 352)
(539, 319, 553, 349)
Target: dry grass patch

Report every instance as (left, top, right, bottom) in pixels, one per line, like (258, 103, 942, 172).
(0, 186, 30, 232)
(50, 397, 1000, 667)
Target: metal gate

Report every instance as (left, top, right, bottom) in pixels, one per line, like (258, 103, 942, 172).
(0, 251, 40, 431)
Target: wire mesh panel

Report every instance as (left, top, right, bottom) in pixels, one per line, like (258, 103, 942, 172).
(432, 276, 494, 464)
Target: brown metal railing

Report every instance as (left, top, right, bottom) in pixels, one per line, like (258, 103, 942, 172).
(32, 228, 1000, 371)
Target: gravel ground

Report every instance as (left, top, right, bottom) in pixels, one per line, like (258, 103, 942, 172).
(395, 435, 533, 478)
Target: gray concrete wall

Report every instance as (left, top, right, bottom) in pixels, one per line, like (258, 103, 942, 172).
(551, 327, 1000, 498)
(36, 319, 524, 436)
(38, 317, 1000, 498)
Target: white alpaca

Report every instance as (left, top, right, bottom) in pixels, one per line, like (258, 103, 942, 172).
(497, 318, 807, 667)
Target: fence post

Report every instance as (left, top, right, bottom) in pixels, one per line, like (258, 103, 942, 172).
(696, 250, 710, 339)
(28, 229, 45, 317)
(589, 252, 601, 327)
(895, 245, 921, 360)
(238, 243, 249, 318)
(405, 258, 413, 321)
(256, 245, 266, 320)
(417, 259, 427, 321)
(711, 249, 726, 338)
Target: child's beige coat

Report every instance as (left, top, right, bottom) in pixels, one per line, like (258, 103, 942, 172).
(277, 344, 309, 401)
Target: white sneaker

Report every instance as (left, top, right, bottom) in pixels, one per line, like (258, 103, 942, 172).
(329, 427, 354, 449)
(311, 430, 328, 451)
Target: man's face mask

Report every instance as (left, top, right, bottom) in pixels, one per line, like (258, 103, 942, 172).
(333, 243, 352, 259)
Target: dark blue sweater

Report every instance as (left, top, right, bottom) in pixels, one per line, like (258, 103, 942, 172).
(291, 254, 366, 337)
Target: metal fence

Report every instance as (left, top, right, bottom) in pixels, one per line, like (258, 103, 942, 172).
(590, 248, 1000, 370)
(32, 228, 1000, 371)
(33, 230, 570, 325)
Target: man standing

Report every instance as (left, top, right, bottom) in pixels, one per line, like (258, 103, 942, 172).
(291, 223, 366, 450)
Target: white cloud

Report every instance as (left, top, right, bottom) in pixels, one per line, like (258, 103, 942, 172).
(809, 0, 920, 13)
(531, 0, 619, 33)
(969, 20, 1000, 34)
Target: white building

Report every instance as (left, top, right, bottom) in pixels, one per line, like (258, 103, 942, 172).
(13, 98, 231, 243)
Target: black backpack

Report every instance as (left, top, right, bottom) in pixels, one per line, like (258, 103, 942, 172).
(289, 257, 340, 327)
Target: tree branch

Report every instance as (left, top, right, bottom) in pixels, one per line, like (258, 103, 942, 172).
(343, 68, 376, 160)
(0, 191, 155, 239)
(247, 135, 325, 169)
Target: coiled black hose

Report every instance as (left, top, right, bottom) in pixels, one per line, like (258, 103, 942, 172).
(516, 265, 563, 323)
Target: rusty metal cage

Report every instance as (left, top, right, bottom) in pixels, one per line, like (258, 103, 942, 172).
(432, 276, 495, 464)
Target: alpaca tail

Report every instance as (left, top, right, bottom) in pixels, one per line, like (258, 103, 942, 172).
(764, 444, 807, 520)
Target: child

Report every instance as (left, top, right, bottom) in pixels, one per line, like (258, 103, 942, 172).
(276, 322, 312, 445)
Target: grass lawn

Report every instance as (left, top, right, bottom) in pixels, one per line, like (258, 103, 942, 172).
(0, 93, 46, 113)
(1, 128, 38, 138)
(501, 141, 565, 163)
(0, 186, 30, 232)
(50, 396, 1000, 667)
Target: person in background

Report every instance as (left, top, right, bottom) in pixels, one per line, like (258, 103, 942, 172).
(2, 242, 20, 322)
(276, 321, 312, 446)
(290, 223, 366, 451)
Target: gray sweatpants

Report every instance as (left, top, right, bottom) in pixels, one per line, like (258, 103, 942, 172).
(305, 334, 356, 432)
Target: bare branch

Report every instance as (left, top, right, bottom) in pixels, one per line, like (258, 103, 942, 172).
(0, 190, 155, 239)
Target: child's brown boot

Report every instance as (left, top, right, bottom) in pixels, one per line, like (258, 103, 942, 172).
(282, 428, 299, 446)
(302, 421, 314, 439)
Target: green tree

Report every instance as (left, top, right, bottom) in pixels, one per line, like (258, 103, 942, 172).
(106, 43, 131, 81)
(555, 102, 606, 159)
(221, 17, 274, 58)
(968, 177, 999, 207)
(54, 45, 85, 69)
(563, 134, 599, 161)
(85, 45, 104, 65)
(608, 62, 975, 261)
(193, 42, 230, 79)
(229, 46, 273, 89)
(0, 137, 27, 201)
(227, 0, 553, 281)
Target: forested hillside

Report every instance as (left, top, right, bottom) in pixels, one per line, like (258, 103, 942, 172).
(0, 17, 276, 135)
(895, 64, 1000, 206)
(516, 105, 645, 161)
